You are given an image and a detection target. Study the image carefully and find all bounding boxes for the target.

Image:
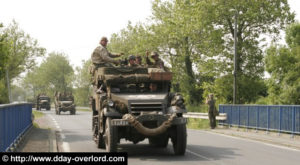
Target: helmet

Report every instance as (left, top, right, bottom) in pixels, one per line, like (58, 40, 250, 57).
(128, 55, 136, 60)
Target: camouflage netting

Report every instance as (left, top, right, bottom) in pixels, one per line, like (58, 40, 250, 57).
(95, 67, 172, 84)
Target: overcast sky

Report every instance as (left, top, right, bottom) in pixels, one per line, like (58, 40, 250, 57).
(1, 0, 300, 68)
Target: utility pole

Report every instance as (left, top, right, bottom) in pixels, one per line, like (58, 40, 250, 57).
(233, 11, 238, 104)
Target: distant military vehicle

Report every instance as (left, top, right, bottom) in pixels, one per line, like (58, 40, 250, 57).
(90, 66, 187, 155)
(36, 94, 51, 111)
(54, 92, 76, 115)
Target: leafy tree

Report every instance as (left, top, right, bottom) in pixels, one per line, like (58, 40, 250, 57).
(23, 52, 74, 100)
(209, 0, 294, 104)
(0, 23, 9, 80)
(73, 60, 92, 106)
(265, 23, 300, 104)
(4, 20, 45, 79)
(0, 20, 45, 103)
(108, 22, 159, 59)
(109, 0, 294, 105)
(0, 23, 10, 103)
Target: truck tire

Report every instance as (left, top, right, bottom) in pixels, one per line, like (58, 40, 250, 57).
(46, 106, 50, 111)
(171, 124, 187, 155)
(104, 117, 118, 152)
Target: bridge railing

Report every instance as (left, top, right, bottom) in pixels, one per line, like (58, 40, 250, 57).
(0, 103, 32, 152)
(219, 105, 300, 135)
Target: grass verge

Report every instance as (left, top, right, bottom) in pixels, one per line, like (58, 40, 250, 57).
(187, 118, 211, 130)
(32, 110, 44, 119)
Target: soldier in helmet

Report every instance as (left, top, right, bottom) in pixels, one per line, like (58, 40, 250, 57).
(91, 37, 123, 93)
(128, 55, 138, 67)
(146, 51, 165, 70)
(135, 55, 143, 66)
(91, 36, 123, 67)
(205, 93, 217, 129)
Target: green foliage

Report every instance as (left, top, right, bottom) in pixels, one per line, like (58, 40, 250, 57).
(265, 23, 300, 104)
(108, 0, 294, 105)
(4, 20, 45, 79)
(73, 60, 92, 106)
(32, 110, 44, 119)
(0, 21, 45, 103)
(187, 118, 210, 130)
(23, 52, 74, 100)
(0, 23, 9, 80)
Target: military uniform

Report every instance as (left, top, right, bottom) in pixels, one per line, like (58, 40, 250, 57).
(91, 44, 119, 66)
(146, 57, 164, 69)
(206, 96, 217, 129)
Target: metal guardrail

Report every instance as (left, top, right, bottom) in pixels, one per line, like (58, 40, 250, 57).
(219, 105, 300, 135)
(183, 112, 227, 120)
(0, 103, 33, 152)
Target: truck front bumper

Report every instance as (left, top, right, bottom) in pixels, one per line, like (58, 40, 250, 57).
(111, 114, 187, 126)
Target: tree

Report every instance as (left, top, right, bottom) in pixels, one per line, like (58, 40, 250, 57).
(108, 0, 294, 105)
(265, 23, 300, 104)
(108, 22, 159, 59)
(0, 23, 10, 103)
(0, 20, 45, 103)
(23, 52, 74, 99)
(4, 20, 45, 79)
(73, 60, 92, 106)
(208, 0, 294, 104)
(0, 23, 9, 80)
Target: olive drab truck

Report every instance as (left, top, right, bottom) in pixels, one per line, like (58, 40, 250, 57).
(36, 94, 51, 111)
(90, 66, 187, 155)
(54, 92, 76, 115)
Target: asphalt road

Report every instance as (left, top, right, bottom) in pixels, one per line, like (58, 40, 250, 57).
(41, 110, 300, 165)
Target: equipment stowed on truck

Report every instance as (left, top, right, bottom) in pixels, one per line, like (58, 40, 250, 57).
(90, 66, 187, 155)
(54, 92, 76, 115)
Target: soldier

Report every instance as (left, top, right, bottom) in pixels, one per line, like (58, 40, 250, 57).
(91, 37, 122, 67)
(91, 37, 122, 93)
(146, 51, 165, 70)
(205, 93, 217, 129)
(128, 55, 138, 67)
(135, 55, 143, 66)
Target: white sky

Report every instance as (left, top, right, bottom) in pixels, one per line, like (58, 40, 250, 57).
(1, 0, 152, 67)
(1, 0, 300, 68)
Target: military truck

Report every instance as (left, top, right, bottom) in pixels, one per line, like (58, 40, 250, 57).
(36, 94, 51, 111)
(90, 66, 187, 155)
(54, 92, 76, 115)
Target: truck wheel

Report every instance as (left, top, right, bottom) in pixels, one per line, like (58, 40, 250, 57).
(46, 106, 50, 111)
(36, 106, 40, 111)
(171, 124, 187, 155)
(104, 117, 118, 152)
(97, 133, 105, 149)
(149, 135, 169, 148)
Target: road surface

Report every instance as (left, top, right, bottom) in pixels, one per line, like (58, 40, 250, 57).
(40, 110, 300, 165)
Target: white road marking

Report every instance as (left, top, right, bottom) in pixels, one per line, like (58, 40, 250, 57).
(200, 130, 300, 152)
(186, 149, 212, 161)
